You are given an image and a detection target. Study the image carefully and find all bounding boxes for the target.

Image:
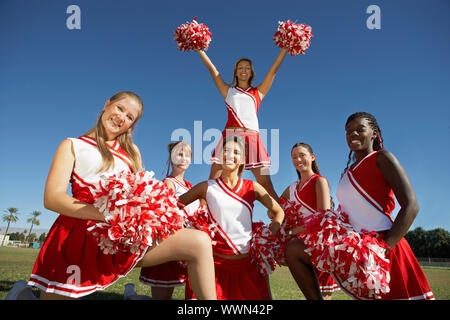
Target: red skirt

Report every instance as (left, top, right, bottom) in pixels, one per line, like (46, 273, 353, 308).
(316, 270, 340, 293)
(185, 255, 270, 300)
(332, 238, 434, 300)
(28, 215, 145, 298)
(139, 261, 186, 287)
(211, 129, 271, 169)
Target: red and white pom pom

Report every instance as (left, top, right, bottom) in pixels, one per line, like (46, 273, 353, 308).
(299, 210, 391, 299)
(273, 20, 313, 56)
(249, 221, 280, 276)
(184, 205, 219, 245)
(174, 17, 212, 52)
(88, 170, 186, 256)
(273, 198, 307, 265)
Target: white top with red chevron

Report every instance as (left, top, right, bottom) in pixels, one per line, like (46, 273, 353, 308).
(206, 178, 255, 255)
(336, 151, 393, 233)
(69, 136, 133, 198)
(225, 86, 261, 131)
(164, 177, 200, 216)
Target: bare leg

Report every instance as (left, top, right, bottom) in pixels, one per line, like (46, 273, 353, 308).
(138, 228, 216, 300)
(284, 238, 323, 300)
(265, 275, 273, 300)
(151, 286, 175, 300)
(40, 291, 78, 300)
(250, 166, 279, 202)
(209, 163, 222, 179)
(17, 287, 38, 300)
(322, 292, 333, 300)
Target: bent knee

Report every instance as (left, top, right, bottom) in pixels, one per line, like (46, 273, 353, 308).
(186, 229, 212, 252)
(284, 239, 305, 258)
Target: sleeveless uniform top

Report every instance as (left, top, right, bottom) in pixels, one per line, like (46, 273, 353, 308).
(288, 174, 326, 217)
(334, 151, 434, 301)
(336, 150, 395, 233)
(206, 178, 255, 255)
(225, 86, 261, 132)
(164, 177, 200, 216)
(70, 136, 133, 203)
(287, 173, 339, 293)
(28, 135, 140, 298)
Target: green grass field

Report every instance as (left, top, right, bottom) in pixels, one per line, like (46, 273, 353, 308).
(1, 247, 448, 300)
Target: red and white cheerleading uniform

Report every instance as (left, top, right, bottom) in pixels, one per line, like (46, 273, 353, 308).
(185, 178, 270, 300)
(139, 177, 200, 288)
(287, 174, 340, 294)
(336, 150, 434, 300)
(211, 86, 271, 169)
(28, 136, 144, 298)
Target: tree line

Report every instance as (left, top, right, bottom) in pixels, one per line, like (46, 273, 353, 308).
(2, 207, 449, 257)
(1, 207, 41, 246)
(405, 227, 450, 258)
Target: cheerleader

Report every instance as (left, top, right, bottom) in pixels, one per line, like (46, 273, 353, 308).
(138, 141, 201, 299)
(179, 135, 284, 300)
(285, 112, 434, 300)
(9, 91, 216, 300)
(195, 47, 289, 201)
(279, 143, 339, 299)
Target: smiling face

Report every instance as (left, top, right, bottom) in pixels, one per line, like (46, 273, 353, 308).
(170, 143, 192, 172)
(221, 139, 245, 174)
(233, 58, 254, 86)
(100, 96, 141, 141)
(345, 117, 378, 153)
(291, 145, 316, 174)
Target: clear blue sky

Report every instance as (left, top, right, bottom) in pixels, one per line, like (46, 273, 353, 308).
(1, 0, 449, 233)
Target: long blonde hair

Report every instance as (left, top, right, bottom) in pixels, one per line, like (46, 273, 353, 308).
(85, 91, 144, 173)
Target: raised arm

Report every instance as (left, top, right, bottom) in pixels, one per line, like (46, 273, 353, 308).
(43, 139, 106, 221)
(254, 181, 285, 234)
(377, 150, 419, 251)
(196, 50, 230, 99)
(257, 48, 288, 100)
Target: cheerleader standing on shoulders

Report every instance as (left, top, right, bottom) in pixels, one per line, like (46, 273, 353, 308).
(194, 47, 289, 201)
(285, 112, 434, 300)
(138, 141, 201, 299)
(179, 135, 284, 300)
(7, 91, 216, 300)
(280, 143, 339, 299)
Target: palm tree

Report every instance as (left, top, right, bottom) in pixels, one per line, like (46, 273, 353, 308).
(26, 211, 41, 243)
(1, 207, 19, 247)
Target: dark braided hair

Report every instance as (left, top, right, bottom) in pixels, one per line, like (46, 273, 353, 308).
(291, 142, 335, 209)
(343, 112, 384, 174)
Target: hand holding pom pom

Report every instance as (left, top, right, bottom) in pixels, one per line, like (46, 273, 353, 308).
(184, 205, 219, 245)
(88, 170, 186, 256)
(249, 221, 281, 276)
(174, 17, 212, 52)
(273, 20, 313, 56)
(299, 210, 391, 299)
